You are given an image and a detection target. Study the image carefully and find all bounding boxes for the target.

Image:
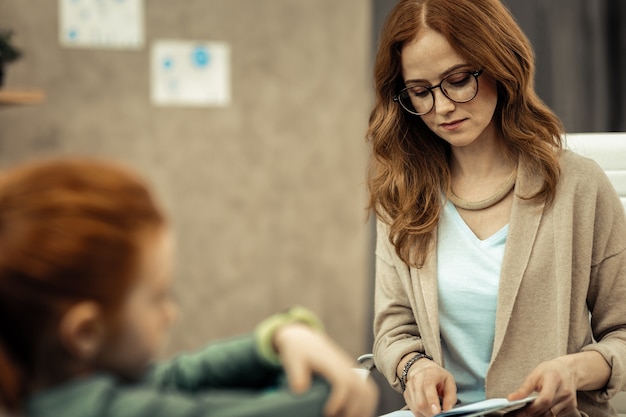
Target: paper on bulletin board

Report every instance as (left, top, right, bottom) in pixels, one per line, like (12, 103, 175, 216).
(59, 0, 144, 49)
(151, 40, 231, 107)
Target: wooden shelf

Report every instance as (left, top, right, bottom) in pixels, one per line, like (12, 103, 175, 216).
(0, 89, 45, 105)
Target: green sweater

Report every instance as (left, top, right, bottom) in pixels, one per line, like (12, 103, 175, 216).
(26, 311, 331, 417)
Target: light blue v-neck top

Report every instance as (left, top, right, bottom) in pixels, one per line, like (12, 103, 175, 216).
(437, 200, 509, 404)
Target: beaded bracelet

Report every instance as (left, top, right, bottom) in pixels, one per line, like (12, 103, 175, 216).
(400, 352, 434, 392)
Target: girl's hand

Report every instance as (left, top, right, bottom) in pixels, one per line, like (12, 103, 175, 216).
(273, 323, 379, 417)
(403, 358, 457, 417)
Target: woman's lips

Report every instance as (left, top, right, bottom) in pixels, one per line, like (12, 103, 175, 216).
(440, 119, 466, 131)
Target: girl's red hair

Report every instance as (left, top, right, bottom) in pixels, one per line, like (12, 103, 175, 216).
(0, 158, 165, 412)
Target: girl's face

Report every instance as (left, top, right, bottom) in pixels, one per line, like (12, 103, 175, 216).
(96, 227, 178, 380)
(400, 27, 500, 149)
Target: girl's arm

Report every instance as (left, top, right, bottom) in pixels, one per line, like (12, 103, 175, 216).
(144, 306, 325, 391)
(145, 333, 283, 391)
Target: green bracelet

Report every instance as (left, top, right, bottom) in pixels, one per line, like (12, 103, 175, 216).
(255, 306, 325, 365)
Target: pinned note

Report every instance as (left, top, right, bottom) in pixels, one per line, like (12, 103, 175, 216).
(151, 40, 231, 107)
(59, 0, 144, 49)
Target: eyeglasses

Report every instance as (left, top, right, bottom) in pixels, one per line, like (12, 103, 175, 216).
(393, 69, 484, 116)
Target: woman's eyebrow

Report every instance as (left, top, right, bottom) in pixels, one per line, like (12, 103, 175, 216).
(404, 63, 472, 85)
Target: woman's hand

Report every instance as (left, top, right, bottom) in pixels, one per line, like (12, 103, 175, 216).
(402, 357, 457, 417)
(506, 358, 577, 416)
(507, 351, 610, 416)
(273, 323, 379, 417)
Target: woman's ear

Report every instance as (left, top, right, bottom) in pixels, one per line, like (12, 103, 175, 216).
(58, 302, 105, 360)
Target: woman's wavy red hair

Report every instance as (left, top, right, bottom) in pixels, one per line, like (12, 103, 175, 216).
(367, 0, 563, 267)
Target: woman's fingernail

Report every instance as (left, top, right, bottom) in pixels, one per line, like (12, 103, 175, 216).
(432, 403, 439, 413)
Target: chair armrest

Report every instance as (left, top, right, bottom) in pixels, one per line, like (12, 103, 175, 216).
(357, 353, 376, 371)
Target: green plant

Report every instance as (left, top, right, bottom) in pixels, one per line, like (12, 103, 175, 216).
(0, 29, 21, 64)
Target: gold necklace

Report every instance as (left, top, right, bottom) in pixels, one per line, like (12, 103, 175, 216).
(448, 167, 517, 211)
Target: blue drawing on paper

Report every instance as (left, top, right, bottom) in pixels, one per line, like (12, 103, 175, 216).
(192, 46, 210, 68)
(162, 57, 174, 70)
(60, 0, 143, 48)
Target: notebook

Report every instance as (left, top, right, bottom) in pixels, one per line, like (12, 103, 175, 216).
(381, 394, 537, 417)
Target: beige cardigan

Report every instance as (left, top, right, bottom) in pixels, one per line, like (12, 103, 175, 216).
(373, 150, 626, 416)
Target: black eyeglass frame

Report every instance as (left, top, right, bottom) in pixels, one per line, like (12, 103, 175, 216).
(393, 69, 484, 116)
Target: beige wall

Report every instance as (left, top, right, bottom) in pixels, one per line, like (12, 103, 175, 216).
(0, 1, 373, 357)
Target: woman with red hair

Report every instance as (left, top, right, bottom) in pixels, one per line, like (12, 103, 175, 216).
(0, 157, 377, 417)
(368, 0, 626, 416)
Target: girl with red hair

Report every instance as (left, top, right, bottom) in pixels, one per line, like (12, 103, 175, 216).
(0, 157, 377, 417)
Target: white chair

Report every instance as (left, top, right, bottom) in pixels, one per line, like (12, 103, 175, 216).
(564, 132, 626, 211)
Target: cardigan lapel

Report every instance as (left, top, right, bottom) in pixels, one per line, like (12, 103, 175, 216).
(413, 231, 443, 361)
(491, 157, 546, 359)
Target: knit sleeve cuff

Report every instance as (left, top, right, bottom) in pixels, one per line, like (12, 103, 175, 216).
(255, 306, 325, 366)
